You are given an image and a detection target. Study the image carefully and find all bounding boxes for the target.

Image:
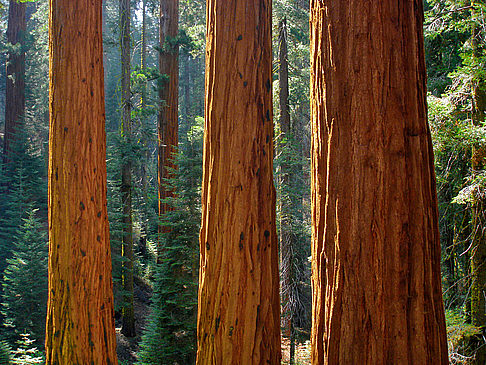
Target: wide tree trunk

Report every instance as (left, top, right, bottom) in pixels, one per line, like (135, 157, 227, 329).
(45, 0, 118, 363)
(196, 1, 281, 364)
(120, 0, 136, 338)
(3, 0, 26, 161)
(310, 1, 448, 364)
(157, 0, 179, 262)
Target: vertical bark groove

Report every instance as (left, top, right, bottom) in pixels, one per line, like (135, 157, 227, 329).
(310, 1, 448, 364)
(196, 1, 281, 364)
(46, 0, 118, 363)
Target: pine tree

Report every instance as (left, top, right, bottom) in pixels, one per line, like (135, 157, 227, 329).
(0, 341, 11, 365)
(0, 126, 46, 281)
(138, 121, 202, 365)
(119, 0, 136, 338)
(1, 209, 47, 345)
(10, 333, 43, 365)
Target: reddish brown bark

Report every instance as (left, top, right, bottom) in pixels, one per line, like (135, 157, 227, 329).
(45, 0, 118, 363)
(310, 1, 448, 364)
(3, 0, 25, 160)
(196, 1, 281, 364)
(157, 0, 179, 261)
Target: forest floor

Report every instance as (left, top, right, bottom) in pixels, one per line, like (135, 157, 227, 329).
(281, 338, 311, 365)
(115, 277, 153, 365)
(115, 279, 311, 365)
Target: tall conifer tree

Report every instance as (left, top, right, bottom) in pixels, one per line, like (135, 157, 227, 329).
(45, 0, 118, 362)
(310, 1, 448, 363)
(158, 0, 179, 262)
(3, 0, 25, 161)
(196, 0, 281, 363)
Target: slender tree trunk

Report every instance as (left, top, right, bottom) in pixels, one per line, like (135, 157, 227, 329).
(120, 0, 136, 338)
(139, 0, 149, 259)
(3, 0, 25, 161)
(196, 0, 281, 363)
(158, 0, 179, 262)
(279, 18, 290, 136)
(141, 0, 147, 75)
(278, 17, 296, 365)
(470, 4, 486, 363)
(45, 0, 118, 362)
(310, 2, 448, 364)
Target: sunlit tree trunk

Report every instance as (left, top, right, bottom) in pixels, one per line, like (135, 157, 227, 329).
(3, 0, 25, 161)
(45, 0, 118, 362)
(119, 0, 136, 338)
(310, 1, 448, 363)
(157, 0, 179, 262)
(196, 1, 281, 364)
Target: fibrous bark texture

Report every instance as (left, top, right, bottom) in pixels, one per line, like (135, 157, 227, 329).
(196, 1, 281, 364)
(310, 1, 448, 364)
(3, 0, 25, 160)
(158, 0, 179, 260)
(46, 0, 118, 363)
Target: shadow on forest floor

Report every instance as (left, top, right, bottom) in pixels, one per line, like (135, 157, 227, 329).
(281, 338, 311, 365)
(115, 278, 152, 365)
(113, 280, 312, 365)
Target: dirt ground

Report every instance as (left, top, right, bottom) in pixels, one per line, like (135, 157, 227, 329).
(115, 281, 311, 365)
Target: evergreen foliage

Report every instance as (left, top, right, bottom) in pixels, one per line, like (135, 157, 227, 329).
(10, 333, 44, 365)
(0, 126, 46, 277)
(0, 341, 10, 365)
(273, 0, 312, 346)
(138, 119, 203, 365)
(0, 125, 46, 335)
(1, 208, 47, 346)
(275, 133, 312, 338)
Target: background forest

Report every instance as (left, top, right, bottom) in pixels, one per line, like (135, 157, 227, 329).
(0, 0, 484, 364)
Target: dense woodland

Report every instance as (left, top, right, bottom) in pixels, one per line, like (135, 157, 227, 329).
(0, 0, 484, 364)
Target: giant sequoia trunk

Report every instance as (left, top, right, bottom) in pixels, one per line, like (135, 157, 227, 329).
(310, 1, 448, 364)
(45, 0, 118, 363)
(120, 0, 136, 338)
(3, 0, 26, 160)
(196, 1, 281, 364)
(157, 0, 179, 261)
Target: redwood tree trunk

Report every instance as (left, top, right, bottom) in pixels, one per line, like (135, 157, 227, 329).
(196, 1, 281, 363)
(310, 1, 448, 364)
(158, 0, 179, 261)
(45, 0, 118, 363)
(120, 0, 136, 338)
(3, 0, 25, 160)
